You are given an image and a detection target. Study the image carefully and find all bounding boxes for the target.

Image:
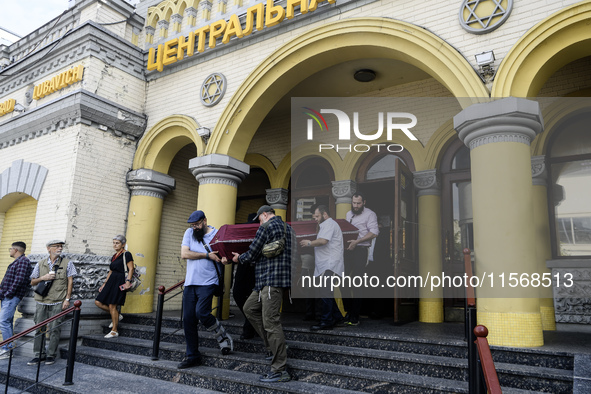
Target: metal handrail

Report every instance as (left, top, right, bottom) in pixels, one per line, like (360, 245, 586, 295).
(152, 281, 185, 360)
(1, 300, 82, 391)
(474, 325, 502, 394)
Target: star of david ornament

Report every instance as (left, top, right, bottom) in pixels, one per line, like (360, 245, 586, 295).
(200, 73, 227, 107)
(459, 0, 513, 34)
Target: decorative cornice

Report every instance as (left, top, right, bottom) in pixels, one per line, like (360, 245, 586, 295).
(454, 98, 544, 150)
(145, 26, 156, 35)
(0, 21, 145, 99)
(0, 90, 147, 149)
(127, 168, 176, 199)
(531, 155, 547, 187)
(189, 154, 249, 189)
(413, 169, 441, 197)
(266, 188, 289, 210)
(331, 180, 357, 204)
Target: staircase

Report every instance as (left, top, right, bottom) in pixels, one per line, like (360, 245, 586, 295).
(61, 311, 575, 393)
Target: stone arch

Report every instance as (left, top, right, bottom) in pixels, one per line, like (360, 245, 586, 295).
(492, 1, 591, 97)
(0, 160, 48, 211)
(133, 115, 206, 174)
(244, 153, 278, 188)
(207, 17, 488, 160)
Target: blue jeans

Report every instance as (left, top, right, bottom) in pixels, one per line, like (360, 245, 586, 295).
(182, 285, 216, 360)
(0, 297, 21, 351)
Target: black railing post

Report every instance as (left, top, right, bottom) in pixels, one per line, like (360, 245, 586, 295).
(152, 286, 166, 360)
(4, 348, 13, 394)
(63, 301, 82, 386)
(35, 332, 45, 384)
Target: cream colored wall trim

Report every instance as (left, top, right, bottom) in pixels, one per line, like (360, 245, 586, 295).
(207, 17, 488, 160)
(492, 0, 591, 97)
(133, 115, 206, 173)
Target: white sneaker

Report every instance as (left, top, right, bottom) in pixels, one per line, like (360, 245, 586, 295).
(0, 350, 10, 360)
(104, 331, 119, 338)
(108, 314, 123, 328)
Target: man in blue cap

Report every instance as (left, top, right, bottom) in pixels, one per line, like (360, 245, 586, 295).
(177, 210, 233, 369)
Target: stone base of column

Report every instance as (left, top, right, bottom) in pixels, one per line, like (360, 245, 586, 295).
(419, 299, 443, 323)
(540, 302, 556, 331)
(478, 311, 544, 347)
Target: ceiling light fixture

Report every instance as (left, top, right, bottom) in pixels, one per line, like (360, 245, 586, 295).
(353, 69, 376, 82)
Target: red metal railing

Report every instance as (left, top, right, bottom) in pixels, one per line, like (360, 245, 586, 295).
(0, 300, 82, 390)
(463, 248, 502, 393)
(474, 325, 502, 394)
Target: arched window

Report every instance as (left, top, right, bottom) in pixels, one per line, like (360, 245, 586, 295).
(548, 113, 591, 257)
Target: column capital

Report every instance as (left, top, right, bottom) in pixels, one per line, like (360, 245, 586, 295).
(454, 97, 544, 150)
(331, 180, 357, 204)
(145, 26, 155, 35)
(531, 155, 548, 187)
(170, 13, 183, 24)
(413, 169, 441, 197)
(266, 188, 289, 210)
(157, 20, 169, 29)
(189, 154, 249, 188)
(185, 7, 198, 17)
(127, 169, 175, 199)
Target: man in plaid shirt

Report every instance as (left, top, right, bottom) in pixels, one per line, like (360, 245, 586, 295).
(0, 241, 32, 358)
(231, 205, 296, 383)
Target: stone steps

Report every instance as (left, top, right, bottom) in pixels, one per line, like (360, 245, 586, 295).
(82, 318, 574, 393)
(0, 356, 219, 393)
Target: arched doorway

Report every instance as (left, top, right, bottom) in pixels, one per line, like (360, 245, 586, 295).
(355, 150, 417, 321)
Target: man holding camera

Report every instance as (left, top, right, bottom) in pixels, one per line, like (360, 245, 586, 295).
(0, 241, 32, 359)
(29, 240, 77, 366)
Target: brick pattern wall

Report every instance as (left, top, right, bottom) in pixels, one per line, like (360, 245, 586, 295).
(538, 56, 591, 97)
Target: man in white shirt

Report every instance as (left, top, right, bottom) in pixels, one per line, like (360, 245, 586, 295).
(300, 205, 344, 331)
(343, 193, 379, 326)
(178, 210, 232, 369)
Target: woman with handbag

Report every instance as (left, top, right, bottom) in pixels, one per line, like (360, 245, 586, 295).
(95, 235, 134, 338)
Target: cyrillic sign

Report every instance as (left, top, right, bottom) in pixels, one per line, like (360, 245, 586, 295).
(147, 0, 335, 72)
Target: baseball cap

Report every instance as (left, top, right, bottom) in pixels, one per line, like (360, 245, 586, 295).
(253, 205, 274, 221)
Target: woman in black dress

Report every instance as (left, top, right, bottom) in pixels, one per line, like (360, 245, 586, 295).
(95, 235, 134, 338)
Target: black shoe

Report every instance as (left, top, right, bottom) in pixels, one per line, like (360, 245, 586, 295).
(260, 370, 291, 382)
(45, 356, 56, 365)
(27, 357, 41, 366)
(177, 357, 201, 369)
(311, 323, 333, 331)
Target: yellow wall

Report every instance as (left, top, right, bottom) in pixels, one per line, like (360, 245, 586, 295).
(0, 196, 38, 319)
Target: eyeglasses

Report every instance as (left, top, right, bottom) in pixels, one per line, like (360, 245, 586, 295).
(189, 220, 205, 228)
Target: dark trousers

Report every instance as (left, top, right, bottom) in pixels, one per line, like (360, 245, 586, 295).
(342, 247, 368, 320)
(232, 263, 256, 336)
(182, 285, 216, 360)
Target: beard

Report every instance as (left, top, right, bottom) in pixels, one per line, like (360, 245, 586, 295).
(192, 227, 206, 243)
(351, 205, 364, 215)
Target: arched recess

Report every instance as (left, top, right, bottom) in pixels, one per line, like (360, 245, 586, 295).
(207, 17, 489, 160)
(532, 97, 591, 156)
(133, 115, 206, 173)
(244, 153, 278, 188)
(492, 1, 591, 97)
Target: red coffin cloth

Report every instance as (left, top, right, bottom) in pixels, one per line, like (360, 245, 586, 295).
(209, 220, 359, 259)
